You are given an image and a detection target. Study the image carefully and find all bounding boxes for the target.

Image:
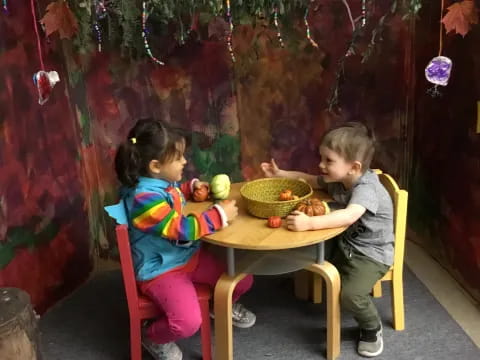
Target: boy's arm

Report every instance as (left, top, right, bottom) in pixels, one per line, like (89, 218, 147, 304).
(131, 191, 224, 241)
(261, 158, 324, 189)
(286, 204, 366, 231)
(276, 170, 323, 190)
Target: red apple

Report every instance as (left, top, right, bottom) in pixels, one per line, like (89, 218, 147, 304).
(193, 185, 209, 202)
(267, 216, 282, 228)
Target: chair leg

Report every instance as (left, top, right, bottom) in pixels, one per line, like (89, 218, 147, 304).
(372, 280, 382, 298)
(294, 270, 311, 300)
(199, 298, 212, 360)
(306, 262, 341, 360)
(214, 272, 248, 360)
(312, 273, 323, 304)
(130, 317, 143, 360)
(391, 271, 405, 330)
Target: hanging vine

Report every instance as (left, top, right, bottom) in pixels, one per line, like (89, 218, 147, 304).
(42, 0, 424, 65)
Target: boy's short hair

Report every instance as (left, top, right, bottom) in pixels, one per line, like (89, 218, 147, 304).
(320, 122, 375, 171)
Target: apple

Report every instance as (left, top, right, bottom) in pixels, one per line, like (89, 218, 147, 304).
(210, 174, 231, 200)
(193, 185, 209, 202)
(278, 189, 293, 201)
(267, 216, 282, 228)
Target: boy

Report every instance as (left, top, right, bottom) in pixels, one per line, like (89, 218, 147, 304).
(261, 122, 393, 357)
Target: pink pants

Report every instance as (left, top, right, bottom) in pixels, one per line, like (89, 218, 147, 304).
(142, 248, 254, 344)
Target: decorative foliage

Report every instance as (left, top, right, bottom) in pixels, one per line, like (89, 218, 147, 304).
(441, 0, 479, 37)
(41, 0, 79, 39)
(53, 0, 426, 61)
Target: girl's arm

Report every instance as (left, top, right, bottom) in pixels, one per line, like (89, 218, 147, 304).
(179, 179, 210, 199)
(131, 192, 224, 241)
(179, 179, 198, 199)
(286, 204, 366, 231)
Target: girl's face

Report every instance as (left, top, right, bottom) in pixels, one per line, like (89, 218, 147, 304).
(318, 146, 356, 186)
(151, 140, 187, 183)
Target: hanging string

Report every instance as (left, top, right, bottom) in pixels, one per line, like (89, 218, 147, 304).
(273, 7, 285, 47)
(304, 7, 318, 48)
(438, 0, 445, 56)
(31, 0, 45, 70)
(426, 0, 449, 97)
(95, 0, 107, 19)
(142, 1, 164, 65)
(361, 0, 366, 27)
(226, 0, 235, 62)
(93, 0, 105, 52)
(93, 22, 102, 52)
(341, 0, 355, 33)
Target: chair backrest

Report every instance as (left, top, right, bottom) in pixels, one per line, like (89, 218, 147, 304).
(115, 224, 141, 313)
(377, 173, 408, 271)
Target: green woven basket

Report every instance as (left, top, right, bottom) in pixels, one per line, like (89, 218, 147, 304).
(240, 178, 313, 218)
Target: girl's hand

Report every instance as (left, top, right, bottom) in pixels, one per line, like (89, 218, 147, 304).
(260, 158, 281, 178)
(218, 200, 238, 222)
(194, 180, 210, 191)
(286, 211, 312, 232)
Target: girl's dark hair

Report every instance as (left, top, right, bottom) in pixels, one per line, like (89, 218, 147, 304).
(114, 118, 186, 187)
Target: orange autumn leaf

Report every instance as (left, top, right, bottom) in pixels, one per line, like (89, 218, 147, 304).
(441, 0, 479, 37)
(41, 0, 79, 39)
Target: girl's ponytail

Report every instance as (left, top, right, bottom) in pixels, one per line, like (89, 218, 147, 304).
(115, 138, 141, 187)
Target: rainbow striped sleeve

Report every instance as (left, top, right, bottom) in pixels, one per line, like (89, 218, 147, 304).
(131, 192, 221, 241)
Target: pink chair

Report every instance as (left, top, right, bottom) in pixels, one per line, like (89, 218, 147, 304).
(115, 224, 212, 360)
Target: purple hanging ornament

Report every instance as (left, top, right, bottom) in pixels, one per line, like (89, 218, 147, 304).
(425, 56, 452, 87)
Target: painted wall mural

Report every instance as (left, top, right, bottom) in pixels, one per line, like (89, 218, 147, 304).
(410, 1, 480, 301)
(0, 2, 91, 312)
(1, 0, 413, 311)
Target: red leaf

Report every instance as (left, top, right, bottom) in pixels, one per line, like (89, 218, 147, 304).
(40, 1, 79, 39)
(441, 0, 479, 37)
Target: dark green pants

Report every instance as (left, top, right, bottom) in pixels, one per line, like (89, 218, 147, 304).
(327, 240, 390, 330)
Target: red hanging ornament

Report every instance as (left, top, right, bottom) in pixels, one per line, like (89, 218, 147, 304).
(33, 70, 60, 105)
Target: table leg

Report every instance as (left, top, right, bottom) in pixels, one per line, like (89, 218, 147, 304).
(305, 261, 341, 360)
(316, 242, 325, 264)
(214, 272, 248, 360)
(226, 248, 235, 277)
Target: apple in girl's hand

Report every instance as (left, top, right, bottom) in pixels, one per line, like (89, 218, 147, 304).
(193, 185, 209, 202)
(267, 216, 282, 228)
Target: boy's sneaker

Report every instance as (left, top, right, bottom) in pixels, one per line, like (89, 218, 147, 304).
(142, 330, 182, 360)
(210, 302, 256, 328)
(357, 324, 383, 357)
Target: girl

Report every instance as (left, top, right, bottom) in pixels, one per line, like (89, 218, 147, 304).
(114, 118, 255, 360)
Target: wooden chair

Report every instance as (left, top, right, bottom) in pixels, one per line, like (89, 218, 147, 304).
(115, 224, 212, 360)
(295, 171, 408, 331)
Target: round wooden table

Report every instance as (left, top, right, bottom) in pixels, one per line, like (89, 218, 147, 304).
(185, 182, 346, 360)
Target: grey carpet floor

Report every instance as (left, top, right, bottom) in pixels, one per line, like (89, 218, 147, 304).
(39, 267, 479, 360)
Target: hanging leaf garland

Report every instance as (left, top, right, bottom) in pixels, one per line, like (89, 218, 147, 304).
(43, 0, 426, 61)
(41, 0, 79, 39)
(441, 0, 479, 37)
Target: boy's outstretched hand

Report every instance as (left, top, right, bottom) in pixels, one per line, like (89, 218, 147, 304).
(286, 211, 312, 231)
(260, 158, 281, 178)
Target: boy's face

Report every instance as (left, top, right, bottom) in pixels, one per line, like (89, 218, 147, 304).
(318, 146, 357, 184)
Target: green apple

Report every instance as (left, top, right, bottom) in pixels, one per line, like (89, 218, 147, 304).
(210, 174, 231, 200)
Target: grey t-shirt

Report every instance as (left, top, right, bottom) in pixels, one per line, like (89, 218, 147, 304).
(318, 169, 394, 266)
